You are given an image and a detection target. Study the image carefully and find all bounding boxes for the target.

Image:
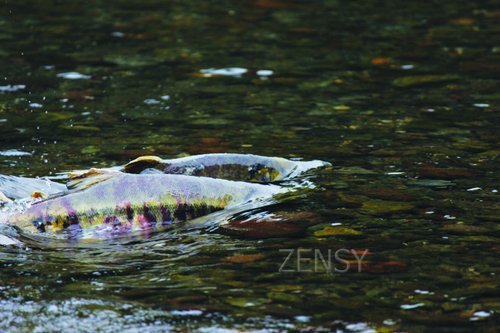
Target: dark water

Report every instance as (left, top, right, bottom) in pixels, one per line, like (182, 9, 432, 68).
(1, 0, 499, 331)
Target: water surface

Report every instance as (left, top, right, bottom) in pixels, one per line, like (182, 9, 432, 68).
(0, 0, 499, 331)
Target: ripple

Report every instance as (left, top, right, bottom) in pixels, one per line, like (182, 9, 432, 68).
(143, 98, 161, 105)
(470, 310, 492, 321)
(0, 297, 173, 333)
(0, 84, 26, 92)
(400, 303, 424, 310)
(256, 69, 273, 76)
(56, 72, 91, 80)
(0, 149, 32, 157)
(200, 67, 247, 77)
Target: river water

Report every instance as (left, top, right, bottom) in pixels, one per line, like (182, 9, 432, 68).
(0, 0, 499, 331)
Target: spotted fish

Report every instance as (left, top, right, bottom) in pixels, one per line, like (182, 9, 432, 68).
(123, 153, 330, 182)
(0, 173, 287, 238)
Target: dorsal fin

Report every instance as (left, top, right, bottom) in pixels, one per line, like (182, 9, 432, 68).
(123, 155, 163, 174)
(67, 168, 117, 191)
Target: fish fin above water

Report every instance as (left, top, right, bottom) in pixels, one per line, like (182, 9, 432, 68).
(67, 167, 106, 179)
(123, 156, 163, 174)
(67, 168, 118, 191)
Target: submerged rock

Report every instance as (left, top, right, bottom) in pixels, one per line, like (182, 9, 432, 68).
(360, 200, 414, 215)
(225, 253, 265, 264)
(417, 166, 476, 179)
(219, 211, 319, 239)
(313, 226, 361, 237)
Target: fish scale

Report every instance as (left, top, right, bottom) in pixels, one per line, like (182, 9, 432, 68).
(1, 173, 287, 238)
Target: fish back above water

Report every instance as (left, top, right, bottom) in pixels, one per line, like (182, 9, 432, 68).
(124, 153, 331, 182)
(1, 173, 287, 238)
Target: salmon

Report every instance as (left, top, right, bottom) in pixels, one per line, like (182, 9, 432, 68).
(0, 154, 331, 239)
(0, 173, 287, 238)
(123, 153, 331, 182)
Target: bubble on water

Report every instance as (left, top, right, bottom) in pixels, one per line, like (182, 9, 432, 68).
(29, 103, 43, 108)
(473, 103, 489, 108)
(111, 31, 125, 37)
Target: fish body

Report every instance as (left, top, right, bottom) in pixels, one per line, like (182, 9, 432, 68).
(0, 154, 330, 240)
(124, 153, 331, 182)
(1, 173, 286, 238)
